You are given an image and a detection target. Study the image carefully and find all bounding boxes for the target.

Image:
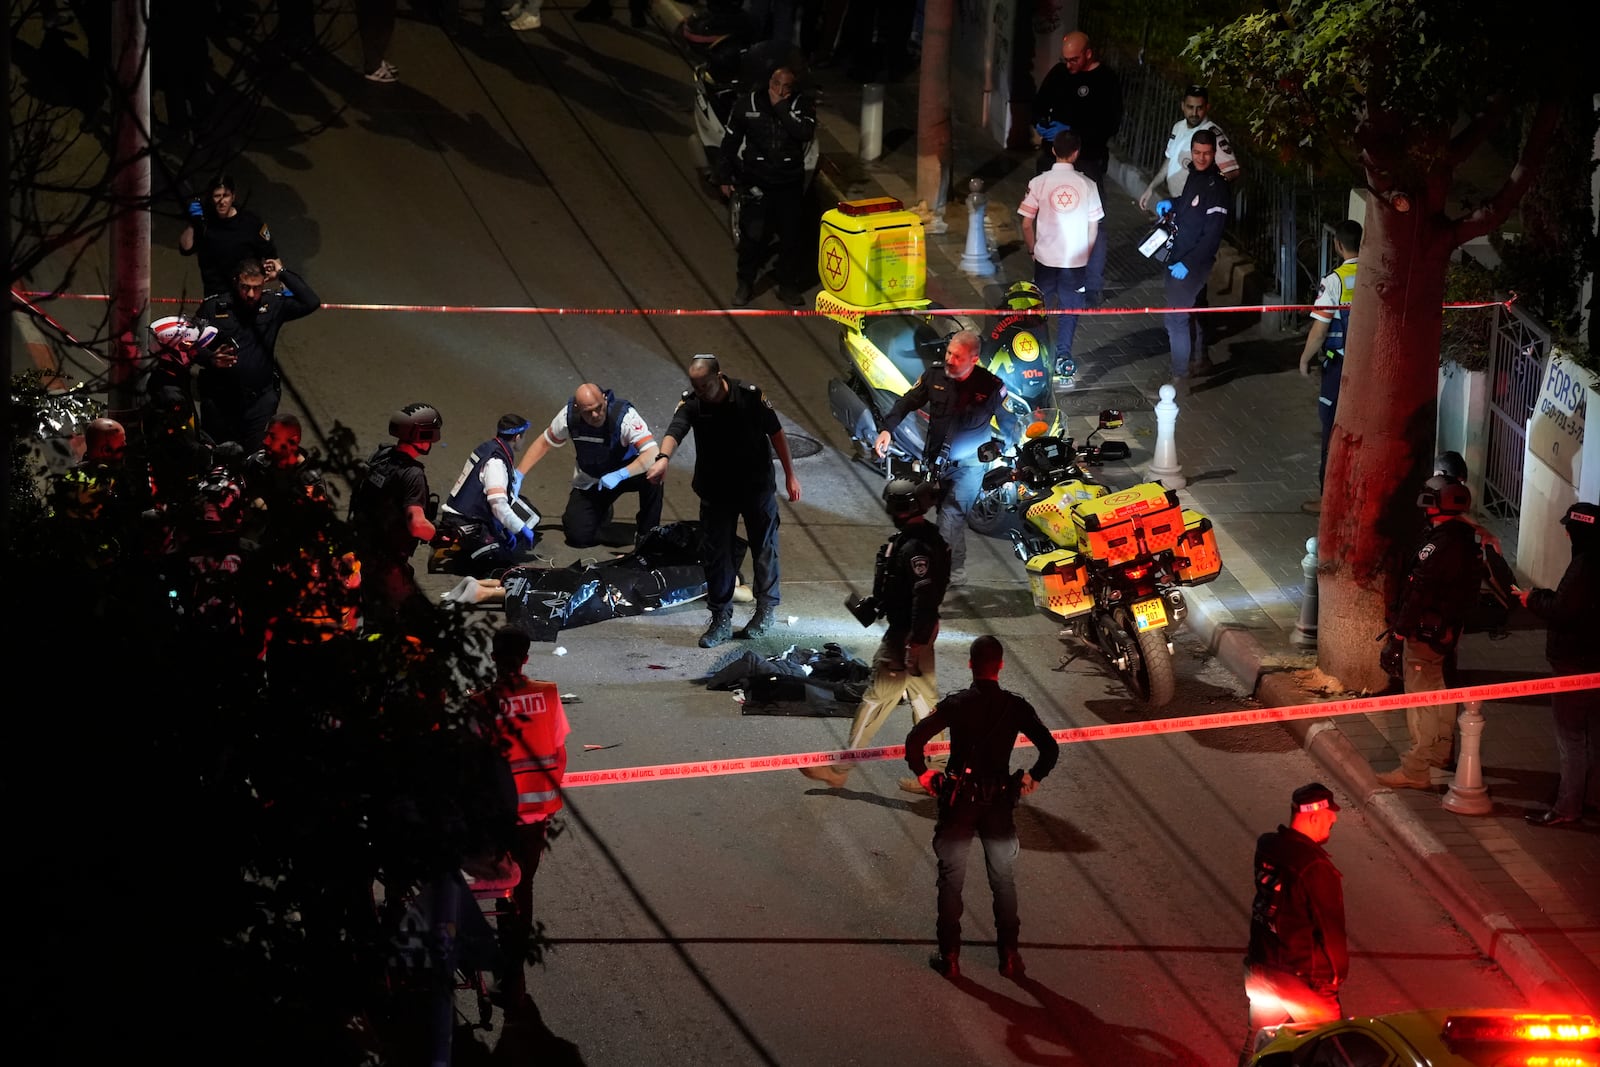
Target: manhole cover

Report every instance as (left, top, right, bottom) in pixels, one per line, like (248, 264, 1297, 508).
(786, 433, 824, 459)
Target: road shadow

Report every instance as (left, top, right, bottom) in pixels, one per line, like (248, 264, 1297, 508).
(454, 993, 587, 1064)
(948, 972, 1210, 1066)
(942, 585, 1036, 620)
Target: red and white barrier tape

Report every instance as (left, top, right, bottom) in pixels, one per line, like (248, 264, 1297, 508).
(14, 289, 1514, 318)
(561, 672, 1600, 788)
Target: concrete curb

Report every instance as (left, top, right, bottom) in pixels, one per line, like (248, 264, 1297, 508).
(1185, 590, 1583, 1008)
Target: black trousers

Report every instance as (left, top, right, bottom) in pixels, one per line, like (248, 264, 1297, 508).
(701, 491, 778, 613)
(736, 179, 812, 291)
(200, 385, 280, 451)
(562, 475, 664, 548)
(933, 795, 1020, 956)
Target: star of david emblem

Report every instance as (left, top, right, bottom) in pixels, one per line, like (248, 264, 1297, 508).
(822, 236, 849, 290)
(1052, 186, 1078, 211)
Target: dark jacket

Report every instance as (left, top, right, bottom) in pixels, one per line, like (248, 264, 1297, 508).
(718, 87, 816, 187)
(1388, 517, 1484, 649)
(905, 679, 1059, 785)
(1525, 545, 1600, 669)
(875, 520, 950, 645)
(881, 362, 1012, 465)
(182, 208, 278, 298)
(1166, 165, 1231, 275)
(1246, 826, 1348, 994)
(1033, 63, 1122, 176)
(196, 270, 321, 397)
(663, 376, 782, 503)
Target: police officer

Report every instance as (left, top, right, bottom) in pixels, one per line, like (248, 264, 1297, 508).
(906, 636, 1058, 980)
(1153, 128, 1230, 394)
(437, 414, 539, 576)
(516, 384, 663, 549)
(1518, 501, 1600, 827)
(195, 255, 320, 450)
(718, 64, 816, 308)
(800, 477, 950, 790)
(875, 329, 1013, 586)
(1241, 783, 1347, 1059)
(1377, 477, 1488, 790)
(647, 355, 801, 648)
(348, 403, 442, 627)
(1298, 220, 1361, 512)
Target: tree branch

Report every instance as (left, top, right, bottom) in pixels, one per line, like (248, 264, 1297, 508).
(1447, 95, 1511, 166)
(1452, 95, 1564, 247)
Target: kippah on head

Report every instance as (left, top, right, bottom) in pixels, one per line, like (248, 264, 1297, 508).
(492, 626, 532, 662)
(497, 413, 530, 437)
(970, 635, 1004, 673)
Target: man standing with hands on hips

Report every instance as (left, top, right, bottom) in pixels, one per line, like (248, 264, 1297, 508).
(647, 355, 801, 649)
(1151, 128, 1229, 396)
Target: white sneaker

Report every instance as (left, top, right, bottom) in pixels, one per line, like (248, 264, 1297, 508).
(364, 63, 397, 83)
(509, 12, 542, 29)
(948, 568, 967, 588)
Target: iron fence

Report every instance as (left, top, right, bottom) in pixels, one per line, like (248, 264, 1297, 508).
(1482, 303, 1551, 519)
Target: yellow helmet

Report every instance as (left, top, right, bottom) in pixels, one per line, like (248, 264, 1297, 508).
(1005, 281, 1044, 311)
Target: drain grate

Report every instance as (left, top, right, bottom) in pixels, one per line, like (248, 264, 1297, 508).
(786, 433, 825, 459)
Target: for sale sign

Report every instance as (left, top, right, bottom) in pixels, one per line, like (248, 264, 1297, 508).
(1527, 352, 1591, 488)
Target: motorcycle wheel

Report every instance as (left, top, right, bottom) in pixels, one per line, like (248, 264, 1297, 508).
(1122, 621, 1176, 708)
(967, 483, 1016, 535)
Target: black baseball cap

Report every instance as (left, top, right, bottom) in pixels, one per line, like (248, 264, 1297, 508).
(1292, 782, 1340, 813)
(1560, 502, 1599, 527)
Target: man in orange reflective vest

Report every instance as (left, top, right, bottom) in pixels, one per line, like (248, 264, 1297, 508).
(476, 626, 569, 997)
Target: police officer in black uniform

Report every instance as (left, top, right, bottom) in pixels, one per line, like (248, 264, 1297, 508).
(801, 477, 950, 790)
(718, 64, 816, 308)
(907, 636, 1059, 980)
(875, 328, 1014, 586)
(348, 403, 442, 629)
(436, 414, 539, 576)
(195, 255, 320, 450)
(648, 355, 801, 648)
(1241, 783, 1347, 1060)
(1377, 476, 1489, 790)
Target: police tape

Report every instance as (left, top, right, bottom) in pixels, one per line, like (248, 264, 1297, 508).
(15, 289, 1513, 318)
(561, 671, 1600, 788)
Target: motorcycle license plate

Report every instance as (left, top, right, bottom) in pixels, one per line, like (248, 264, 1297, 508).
(1132, 598, 1168, 632)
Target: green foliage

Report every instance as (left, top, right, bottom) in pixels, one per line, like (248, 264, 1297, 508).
(1439, 257, 1497, 371)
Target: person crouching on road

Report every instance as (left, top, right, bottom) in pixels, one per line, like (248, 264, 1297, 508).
(908, 636, 1059, 981)
(801, 477, 950, 791)
(435, 414, 540, 577)
(1240, 783, 1347, 1063)
(516, 383, 663, 549)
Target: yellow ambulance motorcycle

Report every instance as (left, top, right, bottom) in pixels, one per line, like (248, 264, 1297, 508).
(815, 199, 1066, 534)
(976, 423, 1223, 707)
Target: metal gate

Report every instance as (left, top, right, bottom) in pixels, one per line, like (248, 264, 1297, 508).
(1482, 304, 1551, 519)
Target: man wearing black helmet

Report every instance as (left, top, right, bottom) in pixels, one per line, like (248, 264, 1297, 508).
(801, 477, 950, 790)
(437, 414, 540, 576)
(349, 403, 442, 625)
(1517, 501, 1600, 826)
(1378, 476, 1488, 790)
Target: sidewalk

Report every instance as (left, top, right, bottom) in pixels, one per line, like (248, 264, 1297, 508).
(667, 17, 1600, 1011)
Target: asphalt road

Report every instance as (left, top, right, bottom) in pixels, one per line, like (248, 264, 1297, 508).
(50, 9, 1523, 1064)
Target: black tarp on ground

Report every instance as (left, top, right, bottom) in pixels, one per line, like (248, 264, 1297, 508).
(705, 643, 872, 717)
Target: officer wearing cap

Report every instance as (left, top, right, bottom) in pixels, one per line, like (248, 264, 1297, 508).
(1242, 782, 1347, 1057)
(348, 403, 442, 626)
(647, 355, 801, 649)
(435, 414, 540, 576)
(516, 384, 663, 549)
(906, 636, 1059, 981)
(800, 477, 950, 791)
(1378, 476, 1492, 791)
(1517, 501, 1600, 826)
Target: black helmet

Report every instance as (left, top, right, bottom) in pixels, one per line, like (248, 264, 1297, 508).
(1432, 450, 1468, 483)
(390, 403, 443, 444)
(883, 477, 938, 519)
(1417, 474, 1471, 515)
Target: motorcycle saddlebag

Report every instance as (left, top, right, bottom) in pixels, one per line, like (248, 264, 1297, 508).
(1176, 509, 1223, 585)
(1073, 483, 1183, 565)
(1023, 480, 1107, 549)
(1025, 548, 1092, 619)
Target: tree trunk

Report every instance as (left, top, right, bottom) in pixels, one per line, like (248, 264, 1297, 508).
(109, 0, 151, 422)
(1316, 191, 1456, 691)
(916, 0, 953, 219)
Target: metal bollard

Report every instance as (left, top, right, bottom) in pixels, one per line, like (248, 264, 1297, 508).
(1443, 700, 1493, 815)
(859, 84, 884, 162)
(1291, 537, 1318, 647)
(959, 178, 996, 275)
(1146, 383, 1186, 488)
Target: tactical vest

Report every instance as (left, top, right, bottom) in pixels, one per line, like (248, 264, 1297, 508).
(348, 445, 419, 558)
(567, 391, 638, 478)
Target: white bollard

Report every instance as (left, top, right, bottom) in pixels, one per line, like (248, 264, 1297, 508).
(1146, 383, 1187, 488)
(1291, 537, 1319, 647)
(959, 178, 996, 275)
(1443, 699, 1493, 815)
(859, 84, 884, 162)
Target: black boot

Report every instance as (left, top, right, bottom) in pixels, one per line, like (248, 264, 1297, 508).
(699, 610, 734, 648)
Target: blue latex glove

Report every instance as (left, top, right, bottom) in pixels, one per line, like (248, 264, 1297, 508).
(186, 197, 205, 219)
(504, 525, 536, 552)
(598, 467, 631, 491)
(509, 470, 525, 500)
(1035, 121, 1069, 141)
(1155, 199, 1173, 219)
(1168, 262, 1189, 280)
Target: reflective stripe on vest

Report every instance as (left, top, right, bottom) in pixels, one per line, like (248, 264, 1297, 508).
(567, 390, 638, 478)
(1324, 261, 1358, 357)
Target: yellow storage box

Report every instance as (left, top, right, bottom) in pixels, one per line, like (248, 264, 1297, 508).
(1024, 480, 1108, 548)
(1026, 548, 1092, 619)
(1177, 509, 1224, 585)
(818, 198, 926, 306)
(1073, 483, 1184, 565)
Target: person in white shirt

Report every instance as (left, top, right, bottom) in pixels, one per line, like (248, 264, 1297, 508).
(1018, 130, 1105, 386)
(1138, 85, 1240, 212)
(517, 383, 663, 548)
